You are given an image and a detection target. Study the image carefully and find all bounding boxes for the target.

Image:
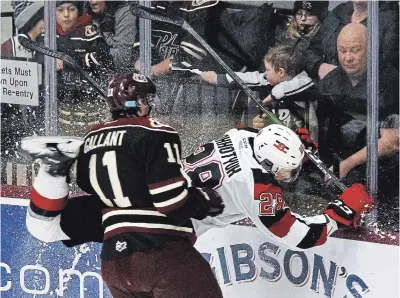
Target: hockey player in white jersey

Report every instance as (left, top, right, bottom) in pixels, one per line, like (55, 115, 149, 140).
(183, 124, 374, 249)
(20, 124, 373, 252)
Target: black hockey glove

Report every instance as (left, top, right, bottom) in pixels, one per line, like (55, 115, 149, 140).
(188, 187, 225, 220)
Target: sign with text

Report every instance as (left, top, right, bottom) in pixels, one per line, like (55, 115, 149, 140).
(1, 197, 398, 298)
(1, 59, 39, 106)
(1, 199, 111, 298)
(195, 226, 399, 298)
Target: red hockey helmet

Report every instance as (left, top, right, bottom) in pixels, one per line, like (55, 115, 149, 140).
(106, 72, 156, 116)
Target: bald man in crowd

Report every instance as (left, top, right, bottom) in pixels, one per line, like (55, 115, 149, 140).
(319, 23, 398, 116)
(317, 23, 399, 228)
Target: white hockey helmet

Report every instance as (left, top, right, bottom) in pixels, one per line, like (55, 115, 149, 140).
(253, 124, 304, 183)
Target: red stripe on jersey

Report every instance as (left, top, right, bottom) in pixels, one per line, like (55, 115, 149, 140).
(102, 207, 118, 215)
(156, 195, 189, 213)
(314, 226, 328, 247)
(268, 211, 297, 238)
(89, 117, 176, 133)
(104, 226, 194, 240)
(148, 176, 185, 190)
(31, 187, 68, 211)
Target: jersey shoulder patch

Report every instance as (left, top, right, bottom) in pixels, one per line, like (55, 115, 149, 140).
(146, 118, 177, 133)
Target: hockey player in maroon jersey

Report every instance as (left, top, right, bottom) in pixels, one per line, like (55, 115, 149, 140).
(21, 76, 374, 295)
(21, 72, 224, 298)
(184, 124, 374, 249)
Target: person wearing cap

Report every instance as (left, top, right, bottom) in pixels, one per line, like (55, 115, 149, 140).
(201, 1, 328, 87)
(0, 2, 44, 58)
(1, 2, 45, 159)
(274, 0, 328, 53)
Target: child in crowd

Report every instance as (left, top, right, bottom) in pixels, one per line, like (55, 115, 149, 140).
(201, 44, 321, 142)
(37, 1, 114, 137)
(200, 1, 327, 79)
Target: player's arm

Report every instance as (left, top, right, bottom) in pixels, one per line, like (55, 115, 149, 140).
(28, 167, 104, 246)
(22, 136, 104, 245)
(60, 194, 104, 247)
(145, 126, 223, 224)
(257, 183, 373, 249)
(76, 27, 113, 69)
(27, 165, 71, 243)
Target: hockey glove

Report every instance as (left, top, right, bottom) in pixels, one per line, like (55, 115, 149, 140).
(324, 183, 374, 228)
(20, 136, 84, 177)
(295, 128, 318, 164)
(201, 187, 225, 217)
(188, 187, 225, 220)
(296, 128, 318, 152)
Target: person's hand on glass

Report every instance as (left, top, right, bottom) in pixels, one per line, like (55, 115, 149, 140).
(56, 59, 64, 71)
(200, 71, 218, 84)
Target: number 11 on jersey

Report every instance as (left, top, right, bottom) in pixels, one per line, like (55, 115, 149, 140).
(164, 143, 181, 164)
(89, 151, 131, 207)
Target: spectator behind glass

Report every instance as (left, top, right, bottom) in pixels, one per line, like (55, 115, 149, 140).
(303, 1, 399, 80)
(1, 2, 44, 58)
(86, 0, 136, 69)
(1, 2, 45, 158)
(252, 45, 321, 141)
(317, 23, 399, 228)
(134, 1, 220, 77)
(201, 1, 328, 87)
(274, 1, 328, 54)
(37, 1, 114, 137)
(201, 44, 321, 142)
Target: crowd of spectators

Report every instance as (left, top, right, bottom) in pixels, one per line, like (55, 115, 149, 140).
(1, 0, 398, 230)
(197, 1, 399, 229)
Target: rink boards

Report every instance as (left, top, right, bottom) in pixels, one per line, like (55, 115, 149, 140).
(1, 197, 399, 298)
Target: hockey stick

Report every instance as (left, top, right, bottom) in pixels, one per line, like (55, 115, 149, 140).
(170, 61, 202, 75)
(171, 66, 202, 75)
(130, 4, 347, 191)
(18, 36, 108, 99)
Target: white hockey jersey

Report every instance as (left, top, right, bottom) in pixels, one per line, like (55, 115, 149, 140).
(183, 127, 338, 249)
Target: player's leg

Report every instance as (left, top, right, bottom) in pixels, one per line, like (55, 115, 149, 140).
(102, 240, 222, 298)
(152, 241, 223, 298)
(101, 257, 154, 298)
